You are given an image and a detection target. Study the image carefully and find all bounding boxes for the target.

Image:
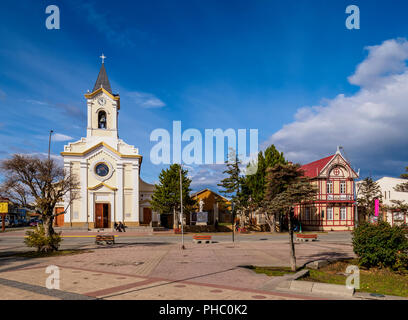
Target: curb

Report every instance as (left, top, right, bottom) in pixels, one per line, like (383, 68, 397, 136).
(276, 279, 354, 297)
(274, 268, 355, 297)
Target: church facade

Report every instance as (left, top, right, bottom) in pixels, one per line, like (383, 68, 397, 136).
(57, 61, 156, 229)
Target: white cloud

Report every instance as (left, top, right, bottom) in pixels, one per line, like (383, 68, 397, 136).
(188, 164, 227, 193)
(349, 38, 408, 89)
(25, 152, 63, 164)
(128, 91, 166, 108)
(25, 99, 50, 106)
(52, 133, 74, 142)
(266, 38, 408, 176)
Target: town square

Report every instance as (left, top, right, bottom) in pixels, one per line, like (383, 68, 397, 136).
(0, 0, 408, 315)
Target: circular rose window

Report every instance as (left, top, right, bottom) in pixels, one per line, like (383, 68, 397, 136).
(95, 163, 109, 177)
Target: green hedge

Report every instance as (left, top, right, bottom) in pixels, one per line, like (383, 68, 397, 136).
(352, 221, 408, 271)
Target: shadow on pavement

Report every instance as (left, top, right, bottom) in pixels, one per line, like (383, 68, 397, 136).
(100, 266, 238, 299)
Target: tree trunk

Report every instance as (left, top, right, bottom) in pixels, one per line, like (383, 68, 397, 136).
(173, 207, 178, 229)
(42, 214, 57, 252)
(271, 213, 276, 233)
(288, 211, 296, 271)
(265, 212, 276, 233)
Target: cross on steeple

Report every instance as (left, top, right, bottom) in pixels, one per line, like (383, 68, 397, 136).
(100, 53, 106, 64)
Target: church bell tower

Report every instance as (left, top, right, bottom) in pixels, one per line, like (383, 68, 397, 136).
(84, 54, 120, 146)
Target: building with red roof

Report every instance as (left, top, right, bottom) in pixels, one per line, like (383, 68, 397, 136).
(295, 147, 359, 231)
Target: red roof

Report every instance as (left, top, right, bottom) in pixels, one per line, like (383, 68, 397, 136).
(300, 155, 334, 178)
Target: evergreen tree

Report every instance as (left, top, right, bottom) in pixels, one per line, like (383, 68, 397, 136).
(245, 145, 286, 204)
(400, 166, 408, 179)
(150, 164, 195, 228)
(244, 145, 286, 230)
(357, 177, 382, 220)
(217, 149, 245, 225)
(395, 167, 408, 192)
(264, 163, 317, 271)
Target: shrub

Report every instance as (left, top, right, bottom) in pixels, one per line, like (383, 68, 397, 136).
(24, 224, 62, 252)
(352, 221, 408, 270)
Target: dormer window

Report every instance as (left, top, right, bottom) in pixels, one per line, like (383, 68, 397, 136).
(98, 111, 107, 129)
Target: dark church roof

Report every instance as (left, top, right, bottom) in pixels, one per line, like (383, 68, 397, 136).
(93, 63, 112, 94)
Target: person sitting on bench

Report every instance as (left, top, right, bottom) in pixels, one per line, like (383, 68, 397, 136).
(114, 222, 122, 232)
(118, 221, 126, 232)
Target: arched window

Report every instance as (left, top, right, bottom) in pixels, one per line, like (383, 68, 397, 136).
(98, 111, 107, 129)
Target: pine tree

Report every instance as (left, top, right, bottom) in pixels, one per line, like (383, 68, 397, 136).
(264, 162, 317, 271)
(395, 167, 408, 192)
(400, 166, 408, 179)
(217, 149, 245, 226)
(357, 177, 382, 220)
(245, 145, 286, 204)
(150, 164, 195, 229)
(244, 145, 286, 230)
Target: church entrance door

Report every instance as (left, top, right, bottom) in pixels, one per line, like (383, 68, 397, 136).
(143, 208, 152, 225)
(95, 203, 110, 228)
(54, 207, 65, 227)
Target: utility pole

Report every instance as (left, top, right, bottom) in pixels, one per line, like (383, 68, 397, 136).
(48, 130, 54, 161)
(231, 201, 235, 243)
(180, 164, 185, 250)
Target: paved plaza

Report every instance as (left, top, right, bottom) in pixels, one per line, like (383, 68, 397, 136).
(0, 231, 356, 300)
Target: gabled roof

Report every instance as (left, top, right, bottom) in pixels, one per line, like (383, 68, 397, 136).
(93, 63, 112, 94)
(88, 182, 117, 191)
(61, 142, 142, 161)
(191, 188, 230, 202)
(300, 155, 335, 178)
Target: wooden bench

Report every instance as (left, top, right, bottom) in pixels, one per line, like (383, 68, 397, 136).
(295, 233, 318, 242)
(95, 235, 115, 245)
(193, 235, 212, 244)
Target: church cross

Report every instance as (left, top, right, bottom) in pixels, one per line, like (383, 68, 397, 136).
(100, 53, 107, 64)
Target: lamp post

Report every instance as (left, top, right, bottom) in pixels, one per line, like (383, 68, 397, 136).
(231, 201, 235, 243)
(48, 130, 54, 161)
(179, 164, 185, 250)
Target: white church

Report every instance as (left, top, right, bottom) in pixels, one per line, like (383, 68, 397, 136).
(56, 58, 157, 229)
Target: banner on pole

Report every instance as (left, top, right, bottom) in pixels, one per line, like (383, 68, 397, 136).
(374, 198, 379, 217)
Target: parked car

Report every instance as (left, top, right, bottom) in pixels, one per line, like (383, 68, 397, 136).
(0, 218, 10, 227)
(29, 218, 42, 227)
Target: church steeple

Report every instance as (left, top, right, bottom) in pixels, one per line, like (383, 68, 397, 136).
(93, 54, 112, 94)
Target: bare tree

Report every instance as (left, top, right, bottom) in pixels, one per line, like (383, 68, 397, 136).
(0, 154, 79, 247)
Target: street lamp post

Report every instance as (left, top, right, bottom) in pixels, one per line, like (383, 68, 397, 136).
(231, 202, 235, 243)
(48, 130, 54, 161)
(179, 164, 185, 250)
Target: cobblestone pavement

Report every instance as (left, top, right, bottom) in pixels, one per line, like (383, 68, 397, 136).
(0, 237, 356, 300)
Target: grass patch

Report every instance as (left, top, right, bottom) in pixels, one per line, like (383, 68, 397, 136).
(14, 249, 92, 259)
(244, 265, 298, 277)
(302, 259, 408, 297)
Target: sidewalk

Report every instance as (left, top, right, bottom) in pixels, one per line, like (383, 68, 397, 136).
(0, 240, 356, 300)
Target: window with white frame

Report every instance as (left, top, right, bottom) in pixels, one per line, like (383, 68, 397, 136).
(340, 207, 346, 220)
(327, 181, 333, 194)
(327, 207, 333, 220)
(340, 181, 346, 194)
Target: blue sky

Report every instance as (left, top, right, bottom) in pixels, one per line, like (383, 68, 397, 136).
(1, 0, 408, 191)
